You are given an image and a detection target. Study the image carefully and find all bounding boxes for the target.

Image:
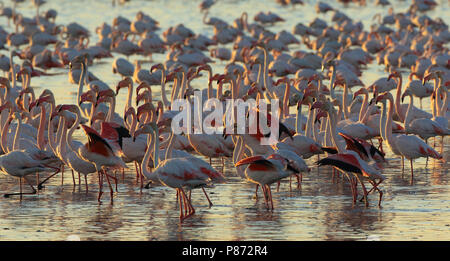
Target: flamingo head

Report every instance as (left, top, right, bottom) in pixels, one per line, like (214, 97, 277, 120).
(79, 90, 96, 106)
(124, 107, 136, 123)
(136, 103, 155, 123)
(136, 82, 150, 96)
(150, 63, 164, 73)
(115, 77, 132, 96)
(401, 89, 412, 103)
(353, 87, 367, 100)
(136, 90, 151, 106)
(90, 111, 106, 126)
(133, 122, 157, 141)
(57, 104, 79, 115)
(375, 91, 392, 103)
(69, 53, 89, 70)
(0, 101, 11, 113)
(0, 77, 10, 88)
(15, 68, 31, 81)
(387, 70, 401, 81)
(315, 110, 327, 124)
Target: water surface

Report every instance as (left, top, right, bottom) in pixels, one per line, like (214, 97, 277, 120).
(0, 0, 449, 241)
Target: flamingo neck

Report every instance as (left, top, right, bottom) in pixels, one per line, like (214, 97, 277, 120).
(67, 111, 81, 153)
(170, 75, 180, 104)
(404, 94, 414, 129)
(56, 116, 66, 157)
(1, 112, 10, 153)
(141, 134, 154, 180)
(329, 64, 336, 99)
(153, 127, 160, 168)
(160, 68, 170, 109)
(328, 108, 345, 153)
(282, 83, 290, 118)
(128, 111, 137, 137)
(394, 76, 403, 121)
(358, 93, 368, 122)
(164, 132, 176, 161)
(305, 103, 314, 139)
(384, 96, 395, 147)
(47, 102, 57, 152)
(342, 83, 350, 120)
(379, 100, 387, 142)
(12, 116, 22, 151)
(37, 104, 46, 150)
(77, 62, 86, 106)
(10, 54, 16, 90)
(59, 118, 69, 161)
(106, 98, 116, 123)
(295, 103, 302, 134)
(439, 88, 448, 117)
(125, 83, 133, 119)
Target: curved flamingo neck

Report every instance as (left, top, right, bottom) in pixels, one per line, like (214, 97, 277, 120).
(10, 53, 16, 90)
(305, 103, 314, 139)
(327, 107, 345, 153)
(12, 116, 22, 151)
(295, 103, 302, 134)
(341, 83, 350, 120)
(384, 96, 395, 148)
(404, 93, 414, 129)
(1, 112, 11, 153)
(37, 104, 46, 150)
(67, 110, 81, 153)
(160, 68, 170, 109)
(106, 97, 116, 123)
(358, 93, 369, 122)
(77, 62, 86, 106)
(165, 131, 175, 161)
(329, 64, 336, 99)
(282, 82, 290, 118)
(394, 76, 403, 121)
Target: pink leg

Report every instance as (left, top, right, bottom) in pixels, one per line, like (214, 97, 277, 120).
(201, 187, 213, 208)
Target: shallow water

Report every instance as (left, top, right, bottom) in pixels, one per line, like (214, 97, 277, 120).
(0, 0, 449, 241)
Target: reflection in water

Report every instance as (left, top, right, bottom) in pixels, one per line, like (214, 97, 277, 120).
(0, 0, 449, 240)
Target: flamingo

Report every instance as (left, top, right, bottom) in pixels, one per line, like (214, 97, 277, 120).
(78, 124, 127, 202)
(0, 150, 59, 199)
(312, 100, 385, 206)
(57, 104, 96, 192)
(402, 89, 448, 144)
(235, 152, 299, 210)
(376, 92, 443, 182)
(136, 122, 218, 221)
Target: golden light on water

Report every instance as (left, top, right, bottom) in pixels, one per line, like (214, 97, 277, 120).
(0, 0, 448, 241)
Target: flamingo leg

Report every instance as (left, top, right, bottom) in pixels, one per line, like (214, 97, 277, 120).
(355, 175, 369, 207)
(180, 188, 195, 220)
(201, 187, 213, 208)
(134, 161, 139, 182)
(85, 174, 88, 193)
(254, 184, 259, 199)
(71, 169, 75, 187)
(4, 177, 37, 198)
(104, 172, 118, 192)
(177, 189, 184, 221)
(410, 159, 414, 185)
(61, 164, 64, 186)
(104, 172, 114, 203)
(277, 180, 281, 192)
(37, 166, 61, 190)
(367, 179, 383, 207)
(97, 170, 104, 203)
(266, 184, 274, 210)
(260, 184, 269, 208)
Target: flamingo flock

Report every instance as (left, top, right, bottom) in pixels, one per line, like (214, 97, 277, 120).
(0, 0, 448, 222)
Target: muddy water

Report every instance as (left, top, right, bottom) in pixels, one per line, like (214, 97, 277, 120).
(0, 0, 449, 241)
